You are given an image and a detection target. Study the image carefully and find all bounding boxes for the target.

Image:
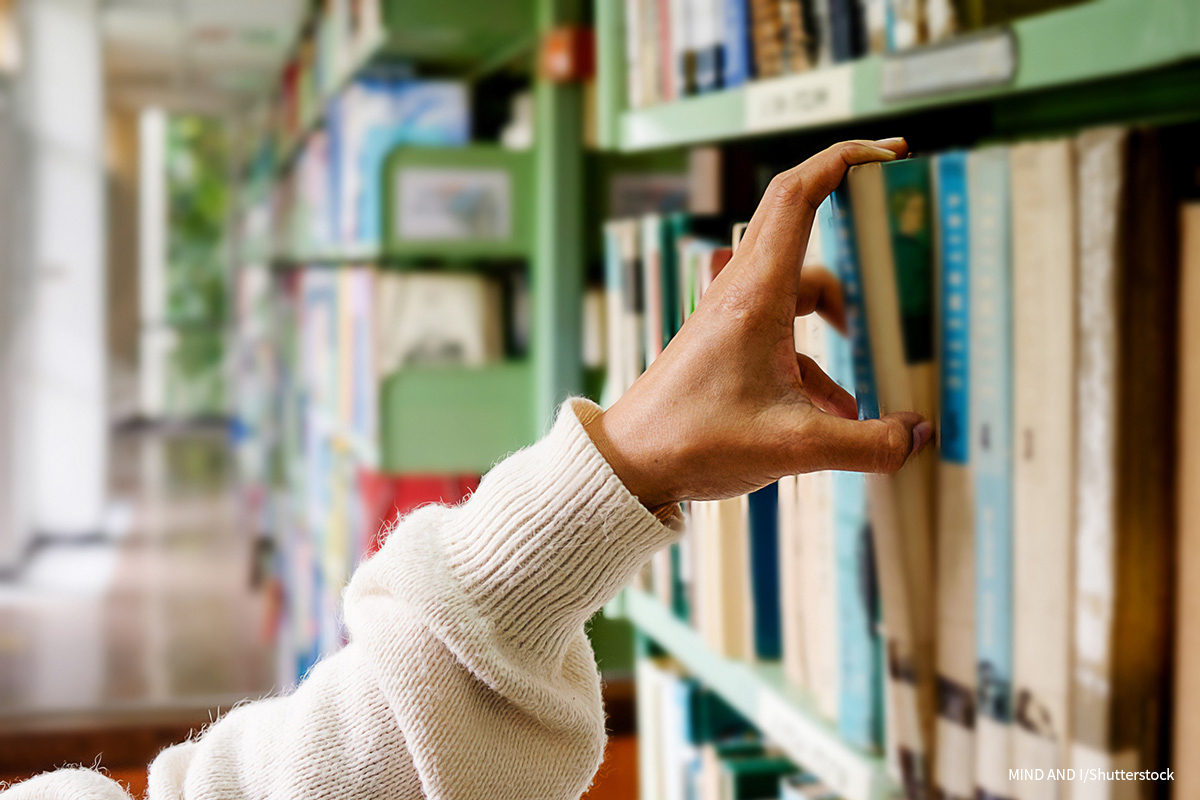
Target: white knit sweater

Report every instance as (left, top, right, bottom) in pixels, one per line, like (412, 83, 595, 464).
(3, 399, 678, 800)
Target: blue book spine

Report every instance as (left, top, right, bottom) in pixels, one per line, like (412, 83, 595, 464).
(747, 483, 782, 660)
(969, 148, 1015, 797)
(722, 0, 754, 88)
(820, 196, 883, 753)
(937, 151, 971, 464)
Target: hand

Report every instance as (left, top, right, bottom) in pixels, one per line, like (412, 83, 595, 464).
(585, 138, 934, 509)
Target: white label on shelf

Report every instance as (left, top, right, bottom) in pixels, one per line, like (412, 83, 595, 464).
(756, 688, 878, 800)
(744, 65, 854, 134)
(881, 29, 1016, 102)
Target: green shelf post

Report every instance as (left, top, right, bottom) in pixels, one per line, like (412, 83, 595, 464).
(532, 0, 586, 430)
(595, 0, 625, 150)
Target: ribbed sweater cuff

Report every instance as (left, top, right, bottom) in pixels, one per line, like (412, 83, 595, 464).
(445, 397, 680, 656)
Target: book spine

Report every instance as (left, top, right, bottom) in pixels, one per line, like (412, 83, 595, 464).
(830, 188, 895, 760)
(968, 147, 1015, 800)
(933, 150, 975, 800)
(1010, 139, 1077, 797)
(1070, 127, 1126, 779)
(747, 483, 782, 660)
(799, 315, 840, 723)
(722, 0, 754, 87)
(808, 0, 835, 67)
(692, 0, 724, 92)
(845, 161, 936, 799)
(641, 215, 665, 366)
(819, 199, 884, 753)
(749, 0, 786, 78)
(1174, 202, 1200, 800)
(1074, 128, 1174, 783)
(625, 0, 645, 108)
(663, 214, 688, 346)
(657, 0, 676, 101)
(778, 473, 810, 691)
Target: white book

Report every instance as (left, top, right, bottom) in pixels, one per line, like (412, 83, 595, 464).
(797, 315, 839, 723)
(375, 272, 503, 373)
(1010, 138, 1077, 800)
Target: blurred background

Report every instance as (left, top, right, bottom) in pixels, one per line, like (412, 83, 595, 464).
(0, 0, 1198, 798)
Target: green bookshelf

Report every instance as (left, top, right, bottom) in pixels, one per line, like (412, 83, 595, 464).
(276, 0, 536, 173)
(596, 0, 1200, 152)
(607, 589, 896, 800)
(378, 361, 536, 473)
(383, 146, 536, 261)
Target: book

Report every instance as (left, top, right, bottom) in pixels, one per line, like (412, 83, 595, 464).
(932, 150, 975, 800)
(723, 0, 756, 87)
(827, 0, 866, 61)
(794, 315, 840, 723)
(641, 214, 667, 365)
(1010, 138, 1077, 795)
(967, 146, 1015, 800)
(842, 158, 938, 797)
(814, 195, 884, 753)
(694, 495, 754, 660)
(1174, 201, 1200, 800)
(778, 473, 810, 692)
(374, 272, 504, 371)
(749, 0, 788, 78)
(1069, 127, 1174, 786)
(747, 484, 783, 660)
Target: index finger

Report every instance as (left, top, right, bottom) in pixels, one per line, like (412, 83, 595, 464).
(738, 138, 909, 286)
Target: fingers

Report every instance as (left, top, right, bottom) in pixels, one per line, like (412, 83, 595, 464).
(794, 411, 932, 474)
(796, 266, 847, 334)
(739, 138, 908, 287)
(796, 354, 857, 420)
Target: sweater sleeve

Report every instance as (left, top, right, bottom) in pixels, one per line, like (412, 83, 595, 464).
(1, 399, 678, 800)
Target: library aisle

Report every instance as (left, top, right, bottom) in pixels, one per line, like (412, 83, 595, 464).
(0, 425, 274, 785)
(2, 0, 1200, 798)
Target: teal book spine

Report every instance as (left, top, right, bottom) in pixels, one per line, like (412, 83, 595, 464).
(937, 152, 970, 466)
(969, 147, 1015, 800)
(821, 195, 884, 753)
(933, 149, 976, 800)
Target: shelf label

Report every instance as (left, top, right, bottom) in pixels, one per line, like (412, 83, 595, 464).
(881, 29, 1016, 102)
(756, 688, 879, 800)
(744, 65, 854, 134)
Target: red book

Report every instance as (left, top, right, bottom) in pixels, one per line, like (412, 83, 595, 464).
(356, 471, 480, 558)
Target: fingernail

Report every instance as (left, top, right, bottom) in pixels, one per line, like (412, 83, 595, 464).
(875, 137, 906, 146)
(910, 421, 933, 459)
(867, 146, 900, 160)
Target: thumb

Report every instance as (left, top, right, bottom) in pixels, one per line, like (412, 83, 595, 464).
(797, 411, 933, 474)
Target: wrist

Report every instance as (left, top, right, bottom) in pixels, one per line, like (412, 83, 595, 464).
(582, 407, 679, 511)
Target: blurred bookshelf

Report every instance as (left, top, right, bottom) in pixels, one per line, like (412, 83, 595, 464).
(230, 0, 578, 690)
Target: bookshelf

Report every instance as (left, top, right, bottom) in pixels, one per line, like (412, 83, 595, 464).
(609, 589, 895, 800)
(596, 0, 1200, 152)
(594, 1, 1200, 797)
(379, 361, 535, 473)
(233, 0, 589, 687)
